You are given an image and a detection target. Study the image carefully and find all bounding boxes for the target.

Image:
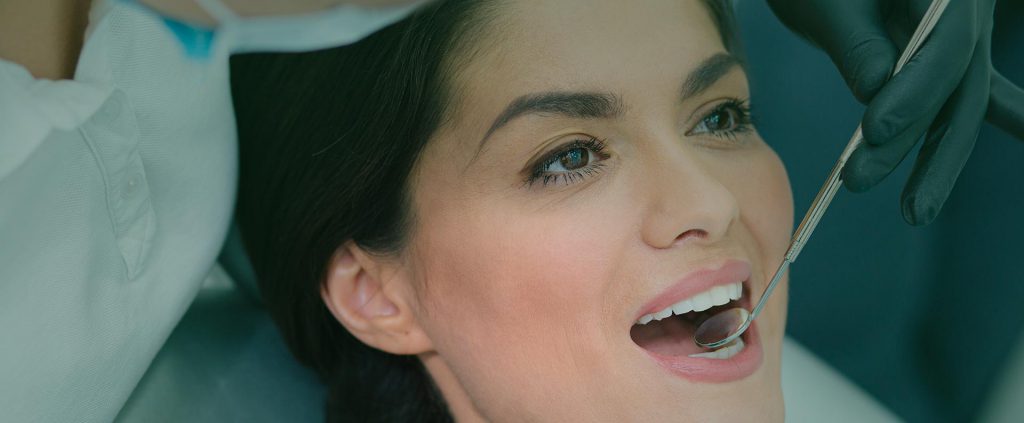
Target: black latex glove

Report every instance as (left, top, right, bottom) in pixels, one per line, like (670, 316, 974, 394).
(767, 0, 1024, 225)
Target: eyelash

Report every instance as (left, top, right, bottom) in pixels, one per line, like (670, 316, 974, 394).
(525, 98, 753, 188)
(525, 137, 610, 188)
(688, 98, 754, 141)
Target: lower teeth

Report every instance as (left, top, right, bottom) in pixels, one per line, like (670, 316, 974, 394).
(687, 337, 745, 360)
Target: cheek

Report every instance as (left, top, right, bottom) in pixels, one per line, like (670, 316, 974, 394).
(706, 142, 793, 308)
(407, 192, 628, 398)
(721, 143, 793, 262)
(748, 149, 793, 253)
(721, 142, 793, 342)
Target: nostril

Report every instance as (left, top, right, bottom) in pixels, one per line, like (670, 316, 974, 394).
(675, 229, 707, 244)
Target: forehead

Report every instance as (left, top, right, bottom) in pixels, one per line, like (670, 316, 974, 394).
(443, 0, 725, 140)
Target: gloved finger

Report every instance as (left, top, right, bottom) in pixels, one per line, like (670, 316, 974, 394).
(860, 0, 979, 149)
(986, 70, 1024, 140)
(766, 0, 897, 102)
(844, 12, 988, 196)
(842, 121, 920, 192)
(899, 40, 991, 226)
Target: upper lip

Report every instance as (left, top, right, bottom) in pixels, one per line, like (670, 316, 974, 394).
(633, 258, 753, 322)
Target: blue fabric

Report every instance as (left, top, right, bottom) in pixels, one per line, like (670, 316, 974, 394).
(117, 0, 217, 60)
(159, 17, 216, 60)
(736, 0, 1024, 421)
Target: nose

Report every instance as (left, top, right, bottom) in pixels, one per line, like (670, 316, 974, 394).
(639, 143, 741, 249)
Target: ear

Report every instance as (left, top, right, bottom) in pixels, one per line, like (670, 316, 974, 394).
(321, 242, 433, 355)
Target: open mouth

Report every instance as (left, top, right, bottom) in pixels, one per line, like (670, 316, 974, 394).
(628, 259, 763, 382)
(630, 281, 749, 359)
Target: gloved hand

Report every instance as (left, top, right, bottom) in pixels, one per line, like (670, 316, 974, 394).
(767, 0, 1024, 225)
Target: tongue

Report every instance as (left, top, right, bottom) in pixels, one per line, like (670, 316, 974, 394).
(630, 315, 705, 357)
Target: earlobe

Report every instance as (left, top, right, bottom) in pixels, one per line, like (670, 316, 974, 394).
(320, 242, 433, 355)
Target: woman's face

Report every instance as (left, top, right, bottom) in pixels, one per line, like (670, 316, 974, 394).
(401, 0, 793, 420)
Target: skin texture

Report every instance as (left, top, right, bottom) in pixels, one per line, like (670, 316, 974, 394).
(0, 0, 91, 79)
(323, 0, 794, 421)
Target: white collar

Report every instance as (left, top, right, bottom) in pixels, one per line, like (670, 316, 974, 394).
(0, 58, 112, 180)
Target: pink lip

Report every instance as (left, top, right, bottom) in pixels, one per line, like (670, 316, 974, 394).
(632, 259, 763, 383)
(634, 259, 753, 321)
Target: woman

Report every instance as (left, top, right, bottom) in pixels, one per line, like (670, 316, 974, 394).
(232, 0, 793, 420)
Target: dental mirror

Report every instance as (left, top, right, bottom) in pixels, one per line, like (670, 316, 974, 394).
(693, 0, 951, 350)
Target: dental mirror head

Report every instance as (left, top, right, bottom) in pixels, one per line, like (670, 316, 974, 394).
(694, 307, 749, 349)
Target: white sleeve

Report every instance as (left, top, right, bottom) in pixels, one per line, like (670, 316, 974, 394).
(0, 2, 420, 421)
(195, 0, 424, 55)
(1, 3, 234, 421)
(118, 0, 424, 60)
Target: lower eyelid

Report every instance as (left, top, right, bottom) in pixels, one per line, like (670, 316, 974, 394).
(526, 139, 609, 184)
(529, 160, 609, 189)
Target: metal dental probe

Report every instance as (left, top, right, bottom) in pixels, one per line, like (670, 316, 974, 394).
(693, 0, 952, 350)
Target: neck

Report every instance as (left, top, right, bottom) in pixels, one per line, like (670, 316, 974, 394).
(0, 0, 92, 80)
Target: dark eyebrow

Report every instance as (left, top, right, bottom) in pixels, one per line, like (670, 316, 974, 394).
(476, 52, 741, 152)
(478, 91, 624, 151)
(681, 52, 742, 100)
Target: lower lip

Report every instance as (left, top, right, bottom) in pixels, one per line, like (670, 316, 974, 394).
(640, 322, 763, 383)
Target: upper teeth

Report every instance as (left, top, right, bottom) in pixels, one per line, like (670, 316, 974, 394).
(636, 282, 742, 325)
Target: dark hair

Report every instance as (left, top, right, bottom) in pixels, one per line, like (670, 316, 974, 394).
(230, 1, 742, 421)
